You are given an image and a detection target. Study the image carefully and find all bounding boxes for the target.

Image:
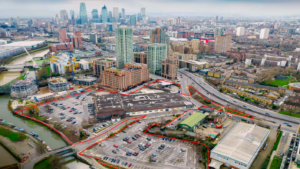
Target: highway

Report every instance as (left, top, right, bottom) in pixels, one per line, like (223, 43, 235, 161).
(178, 70, 300, 129)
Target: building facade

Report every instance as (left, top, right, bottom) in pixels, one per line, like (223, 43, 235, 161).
(214, 27, 224, 37)
(102, 63, 150, 91)
(79, 2, 88, 24)
(236, 27, 245, 36)
(115, 27, 133, 68)
(101, 5, 108, 23)
(214, 35, 232, 54)
(147, 43, 167, 74)
(113, 7, 119, 22)
(10, 78, 38, 99)
(133, 52, 147, 64)
(48, 77, 69, 92)
(260, 28, 269, 39)
(161, 56, 179, 80)
(149, 28, 170, 56)
(93, 59, 118, 76)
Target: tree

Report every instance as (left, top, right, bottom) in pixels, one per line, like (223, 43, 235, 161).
(37, 67, 47, 79)
(285, 67, 295, 76)
(35, 141, 47, 155)
(50, 154, 68, 169)
(24, 104, 39, 115)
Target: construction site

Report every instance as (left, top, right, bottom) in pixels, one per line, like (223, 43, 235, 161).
(47, 77, 69, 92)
(10, 78, 38, 99)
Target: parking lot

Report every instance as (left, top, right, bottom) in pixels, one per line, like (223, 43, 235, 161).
(38, 91, 97, 130)
(85, 116, 201, 169)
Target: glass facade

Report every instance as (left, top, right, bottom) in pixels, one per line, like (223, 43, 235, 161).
(101, 5, 108, 23)
(130, 15, 136, 25)
(147, 44, 167, 74)
(91, 9, 98, 19)
(115, 28, 133, 68)
(79, 2, 88, 24)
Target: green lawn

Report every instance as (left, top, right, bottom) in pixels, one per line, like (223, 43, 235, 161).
(33, 157, 53, 169)
(46, 66, 51, 76)
(0, 127, 27, 142)
(272, 131, 283, 151)
(266, 79, 289, 87)
(270, 156, 282, 169)
(279, 110, 300, 118)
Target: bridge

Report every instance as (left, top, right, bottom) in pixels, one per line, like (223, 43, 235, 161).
(0, 62, 44, 71)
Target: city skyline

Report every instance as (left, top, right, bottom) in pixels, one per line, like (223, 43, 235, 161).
(1, 0, 300, 18)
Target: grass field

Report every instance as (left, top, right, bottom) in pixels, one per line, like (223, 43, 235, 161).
(266, 79, 289, 86)
(270, 156, 282, 169)
(33, 157, 53, 169)
(0, 127, 27, 142)
(279, 110, 300, 118)
(272, 131, 283, 151)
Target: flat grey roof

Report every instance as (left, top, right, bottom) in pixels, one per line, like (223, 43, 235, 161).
(0, 46, 22, 53)
(212, 122, 270, 165)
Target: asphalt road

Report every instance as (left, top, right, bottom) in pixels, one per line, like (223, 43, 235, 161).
(178, 70, 300, 128)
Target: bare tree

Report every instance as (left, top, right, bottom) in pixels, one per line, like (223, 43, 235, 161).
(35, 141, 47, 156)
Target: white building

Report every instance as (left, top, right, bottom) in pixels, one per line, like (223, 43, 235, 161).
(210, 122, 270, 169)
(260, 28, 269, 39)
(236, 27, 245, 36)
(113, 7, 119, 22)
(166, 31, 178, 38)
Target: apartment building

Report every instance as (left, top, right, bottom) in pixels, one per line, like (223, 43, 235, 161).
(102, 63, 150, 91)
(161, 56, 179, 80)
(133, 52, 147, 64)
(93, 59, 118, 76)
(214, 35, 232, 54)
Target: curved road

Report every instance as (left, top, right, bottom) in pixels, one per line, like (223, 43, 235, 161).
(178, 70, 300, 127)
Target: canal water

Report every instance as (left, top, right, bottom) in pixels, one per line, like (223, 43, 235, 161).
(0, 49, 90, 169)
(8, 49, 49, 65)
(0, 144, 18, 167)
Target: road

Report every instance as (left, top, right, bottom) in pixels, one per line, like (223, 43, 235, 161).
(178, 70, 300, 128)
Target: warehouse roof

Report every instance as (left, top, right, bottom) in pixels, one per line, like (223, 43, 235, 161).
(211, 122, 270, 165)
(180, 113, 207, 127)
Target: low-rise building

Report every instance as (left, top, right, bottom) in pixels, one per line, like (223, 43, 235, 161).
(224, 80, 286, 95)
(221, 85, 273, 105)
(133, 52, 147, 64)
(94, 93, 187, 119)
(179, 60, 209, 72)
(208, 71, 222, 78)
(161, 56, 179, 80)
(102, 63, 150, 91)
(74, 75, 97, 85)
(10, 78, 38, 99)
(47, 77, 69, 92)
(179, 113, 207, 131)
(50, 53, 76, 75)
(210, 122, 270, 169)
(289, 83, 300, 91)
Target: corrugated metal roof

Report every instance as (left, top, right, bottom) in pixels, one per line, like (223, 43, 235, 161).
(180, 113, 207, 127)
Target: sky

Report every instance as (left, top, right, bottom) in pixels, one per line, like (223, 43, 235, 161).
(1, 0, 300, 18)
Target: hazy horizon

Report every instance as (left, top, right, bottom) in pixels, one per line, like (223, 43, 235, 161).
(1, 0, 300, 18)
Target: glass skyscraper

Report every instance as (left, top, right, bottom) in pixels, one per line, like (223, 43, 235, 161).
(70, 10, 75, 19)
(115, 27, 133, 68)
(147, 44, 167, 74)
(130, 15, 136, 25)
(91, 9, 98, 19)
(101, 5, 108, 23)
(79, 2, 88, 24)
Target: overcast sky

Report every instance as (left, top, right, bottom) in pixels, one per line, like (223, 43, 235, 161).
(1, 0, 300, 18)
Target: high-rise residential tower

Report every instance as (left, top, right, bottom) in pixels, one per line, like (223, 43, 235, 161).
(214, 35, 232, 54)
(79, 2, 88, 24)
(113, 7, 119, 22)
(101, 5, 108, 23)
(115, 27, 133, 68)
(214, 27, 224, 37)
(91, 9, 99, 19)
(147, 43, 167, 74)
(149, 28, 170, 56)
(260, 28, 269, 39)
(122, 8, 125, 19)
(141, 8, 146, 16)
(236, 27, 245, 36)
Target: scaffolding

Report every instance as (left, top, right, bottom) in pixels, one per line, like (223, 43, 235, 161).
(47, 77, 69, 92)
(10, 78, 38, 99)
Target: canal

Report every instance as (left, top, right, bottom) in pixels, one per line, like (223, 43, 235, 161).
(0, 49, 90, 169)
(0, 144, 18, 168)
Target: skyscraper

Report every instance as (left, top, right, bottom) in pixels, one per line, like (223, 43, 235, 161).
(115, 27, 133, 68)
(101, 5, 108, 23)
(130, 15, 136, 25)
(176, 17, 181, 24)
(122, 8, 125, 19)
(236, 27, 245, 36)
(147, 44, 167, 74)
(214, 27, 224, 37)
(141, 8, 146, 16)
(260, 28, 269, 39)
(60, 10, 68, 21)
(79, 2, 88, 24)
(70, 10, 75, 19)
(216, 15, 218, 21)
(55, 14, 59, 24)
(113, 7, 119, 22)
(108, 11, 112, 18)
(91, 9, 98, 19)
(16, 16, 19, 25)
(149, 28, 170, 56)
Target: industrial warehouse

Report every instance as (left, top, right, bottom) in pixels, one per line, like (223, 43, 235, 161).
(94, 93, 189, 119)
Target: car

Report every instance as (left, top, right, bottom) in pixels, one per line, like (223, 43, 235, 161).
(127, 140, 131, 144)
(67, 107, 70, 108)
(122, 130, 126, 133)
(112, 150, 117, 154)
(72, 121, 77, 125)
(152, 153, 156, 157)
(139, 147, 145, 151)
(265, 112, 270, 115)
(128, 163, 132, 167)
(60, 116, 65, 119)
(116, 159, 120, 164)
(199, 158, 202, 162)
(283, 122, 289, 125)
(73, 112, 78, 114)
(113, 144, 118, 148)
(137, 121, 141, 123)
(69, 110, 73, 112)
(116, 148, 120, 151)
(146, 143, 151, 146)
(126, 152, 132, 156)
(151, 158, 156, 162)
(178, 118, 181, 121)
(59, 113, 65, 116)
(120, 161, 124, 165)
(124, 162, 128, 166)
(280, 153, 284, 157)
(181, 149, 186, 152)
(147, 138, 151, 141)
(287, 124, 292, 127)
